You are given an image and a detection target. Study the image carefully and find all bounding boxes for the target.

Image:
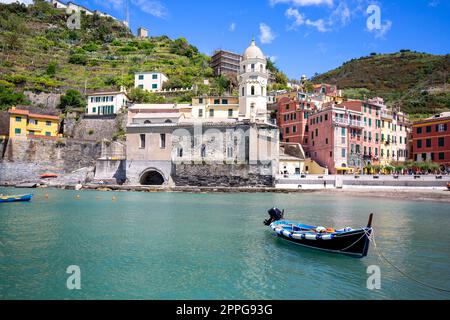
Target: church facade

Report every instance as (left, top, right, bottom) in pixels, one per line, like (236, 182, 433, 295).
(101, 40, 280, 187)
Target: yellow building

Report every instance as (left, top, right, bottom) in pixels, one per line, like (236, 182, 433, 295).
(191, 96, 239, 119)
(380, 109, 409, 166)
(9, 107, 60, 139)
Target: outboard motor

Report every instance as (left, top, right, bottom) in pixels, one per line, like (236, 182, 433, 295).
(264, 207, 284, 226)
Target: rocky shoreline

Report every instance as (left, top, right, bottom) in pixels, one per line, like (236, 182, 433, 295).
(1, 182, 449, 203)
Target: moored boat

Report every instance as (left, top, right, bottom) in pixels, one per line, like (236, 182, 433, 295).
(264, 208, 373, 258)
(447, 183, 450, 191)
(40, 173, 58, 179)
(0, 194, 33, 203)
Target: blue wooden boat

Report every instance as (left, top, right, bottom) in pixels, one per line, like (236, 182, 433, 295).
(0, 194, 33, 203)
(264, 208, 373, 258)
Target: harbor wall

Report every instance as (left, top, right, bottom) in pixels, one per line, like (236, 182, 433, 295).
(173, 163, 275, 187)
(0, 137, 101, 184)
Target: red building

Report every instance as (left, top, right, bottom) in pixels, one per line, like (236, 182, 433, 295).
(276, 96, 314, 154)
(411, 112, 450, 165)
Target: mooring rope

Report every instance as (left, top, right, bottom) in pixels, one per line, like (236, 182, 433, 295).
(366, 229, 450, 293)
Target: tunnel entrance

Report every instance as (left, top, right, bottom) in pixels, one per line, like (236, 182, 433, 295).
(140, 170, 165, 186)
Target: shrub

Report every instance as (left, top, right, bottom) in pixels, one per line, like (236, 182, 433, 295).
(68, 53, 88, 65)
(59, 89, 86, 110)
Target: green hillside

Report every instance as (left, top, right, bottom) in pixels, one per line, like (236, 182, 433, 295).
(1, 1, 272, 110)
(312, 51, 450, 120)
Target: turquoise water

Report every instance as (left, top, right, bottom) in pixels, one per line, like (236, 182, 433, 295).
(0, 187, 449, 300)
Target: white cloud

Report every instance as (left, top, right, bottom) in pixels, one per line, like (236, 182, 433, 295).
(229, 22, 236, 32)
(259, 23, 277, 44)
(95, 0, 168, 19)
(270, 0, 333, 6)
(131, 0, 168, 19)
(285, 7, 328, 32)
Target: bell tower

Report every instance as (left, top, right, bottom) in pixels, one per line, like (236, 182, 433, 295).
(238, 39, 269, 122)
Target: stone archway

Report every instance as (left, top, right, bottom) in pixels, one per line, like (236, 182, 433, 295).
(139, 169, 166, 186)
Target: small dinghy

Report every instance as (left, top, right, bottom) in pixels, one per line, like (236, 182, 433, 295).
(0, 194, 33, 203)
(264, 208, 373, 258)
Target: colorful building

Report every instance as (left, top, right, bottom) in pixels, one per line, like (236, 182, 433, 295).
(276, 96, 312, 151)
(86, 88, 130, 116)
(8, 107, 60, 139)
(134, 72, 169, 92)
(191, 96, 239, 120)
(379, 107, 410, 165)
(411, 112, 450, 165)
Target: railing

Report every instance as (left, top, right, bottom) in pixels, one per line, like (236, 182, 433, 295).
(333, 117, 363, 127)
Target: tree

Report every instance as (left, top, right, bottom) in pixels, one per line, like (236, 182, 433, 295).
(128, 88, 165, 104)
(0, 85, 28, 110)
(59, 89, 86, 111)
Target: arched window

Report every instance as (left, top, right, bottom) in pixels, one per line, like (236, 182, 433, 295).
(165, 119, 173, 123)
(144, 120, 151, 124)
(251, 86, 255, 95)
(242, 87, 245, 96)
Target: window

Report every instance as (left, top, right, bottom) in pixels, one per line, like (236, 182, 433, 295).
(417, 127, 422, 134)
(285, 127, 289, 134)
(330, 151, 333, 158)
(228, 109, 233, 118)
(417, 140, 422, 148)
(152, 74, 158, 79)
(325, 114, 328, 121)
(138, 85, 144, 89)
(437, 124, 447, 132)
(46, 121, 51, 126)
(209, 109, 214, 117)
(431, 153, 435, 161)
(439, 152, 445, 160)
(341, 128, 345, 136)
(341, 149, 346, 158)
(375, 148, 378, 156)
(14, 128, 21, 135)
(177, 148, 183, 158)
(160, 134, 166, 149)
(438, 137, 445, 147)
(227, 146, 233, 158)
(138, 75, 144, 80)
(222, 99, 228, 105)
(242, 87, 245, 96)
(199, 98, 203, 104)
(426, 126, 432, 133)
(198, 109, 203, 118)
(251, 86, 255, 95)
(293, 126, 297, 133)
(152, 84, 158, 89)
(15, 117, 21, 122)
(139, 134, 145, 149)
(93, 107, 97, 114)
(326, 138, 328, 144)
(426, 139, 431, 148)
(369, 118, 372, 127)
(315, 128, 318, 137)
(45, 132, 51, 137)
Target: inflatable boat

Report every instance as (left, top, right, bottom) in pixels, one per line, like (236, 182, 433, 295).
(264, 208, 373, 258)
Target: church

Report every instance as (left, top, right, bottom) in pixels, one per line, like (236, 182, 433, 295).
(120, 40, 280, 187)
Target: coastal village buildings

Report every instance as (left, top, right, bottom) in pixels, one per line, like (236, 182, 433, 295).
(210, 50, 242, 77)
(137, 27, 148, 38)
(119, 40, 279, 186)
(379, 106, 410, 165)
(411, 112, 450, 166)
(86, 88, 130, 116)
(134, 72, 169, 92)
(8, 107, 59, 139)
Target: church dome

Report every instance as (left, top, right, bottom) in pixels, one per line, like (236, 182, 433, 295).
(243, 39, 265, 60)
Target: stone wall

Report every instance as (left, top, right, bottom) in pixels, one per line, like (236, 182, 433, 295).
(24, 91, 61, 110)
(64, 113, 127, 142)
(0, 137, 101, 184)
(173, 163, 274, 187)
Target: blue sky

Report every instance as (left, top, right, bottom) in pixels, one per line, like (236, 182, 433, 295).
(4, 0, 450, 79)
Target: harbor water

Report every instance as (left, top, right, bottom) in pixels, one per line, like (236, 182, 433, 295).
(0, 187, 449, 300)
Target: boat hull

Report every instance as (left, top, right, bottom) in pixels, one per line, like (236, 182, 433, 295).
(0, 194, 33, 203)
(271, 226, 372, 258)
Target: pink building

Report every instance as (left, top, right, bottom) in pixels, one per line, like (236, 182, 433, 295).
(307, 99, 384, 174)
